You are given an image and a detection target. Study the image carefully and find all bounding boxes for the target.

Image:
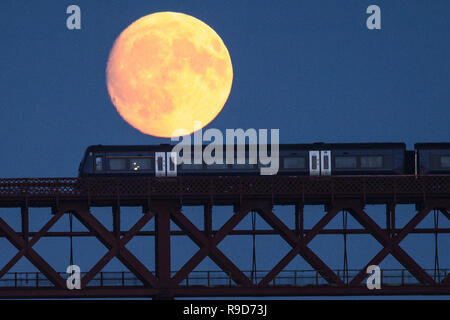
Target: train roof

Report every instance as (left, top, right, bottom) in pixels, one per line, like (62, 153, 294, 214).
(414, 143, 450, 149)
(85, 142, 406, 153)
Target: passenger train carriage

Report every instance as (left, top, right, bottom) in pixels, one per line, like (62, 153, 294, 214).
(415, 143, 450, 175)
(78, 142, 450, 177)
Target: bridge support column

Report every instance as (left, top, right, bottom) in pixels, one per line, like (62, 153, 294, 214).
(21, 205, 29, 244)
(153, 201, 174, 299)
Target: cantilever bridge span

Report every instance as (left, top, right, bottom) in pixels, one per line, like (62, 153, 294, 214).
(0, 175, 449, 298)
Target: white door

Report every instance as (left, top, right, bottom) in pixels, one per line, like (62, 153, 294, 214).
(321, 150, 331, 176)
(309, 151, 320, 176)
(155, 152, 166, 177)
(166, 152, 177, 177)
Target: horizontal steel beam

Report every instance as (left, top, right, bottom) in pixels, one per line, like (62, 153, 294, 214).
(0, 228, 448, 238)
(0, 285, 448, 299)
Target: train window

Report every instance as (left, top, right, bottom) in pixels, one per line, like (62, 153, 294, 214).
(95, 157, 103, 171)
(335, 156, 357, 169)
(323, 155, 329, 170)
(311, 156, 318, 170)
(157, 157, 163, 171)
(169, 156, 175, 171)
(130, 158, 152, 171)
(440, 156, 450, 168)
(361, 156, 383, 168)
(283, 157, 305, 169)
(109, 158, 127, 170)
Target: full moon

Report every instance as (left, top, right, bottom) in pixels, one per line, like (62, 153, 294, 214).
(106, 12, 233, 137)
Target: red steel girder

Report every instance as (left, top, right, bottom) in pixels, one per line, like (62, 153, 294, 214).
(0, 174, 449, 298)
(351, 201, 450, 286)
(60, 202, 159, 288)
(0, 285, 448, 299)
(170, 202, 255, 287)
(258, 201, 349, 286)
(0, 209, 66, 288)
(348, 203, 436, 286)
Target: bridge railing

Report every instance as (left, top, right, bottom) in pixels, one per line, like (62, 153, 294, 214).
(1, 176, 450, 200)
(0, 269, 447, 288)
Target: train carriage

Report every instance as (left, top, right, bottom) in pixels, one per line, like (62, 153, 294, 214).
(415, 143, 450, 175)
(78, 142, 408, 177)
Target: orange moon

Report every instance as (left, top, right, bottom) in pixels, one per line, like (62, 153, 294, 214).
(106, 12, 233, 137)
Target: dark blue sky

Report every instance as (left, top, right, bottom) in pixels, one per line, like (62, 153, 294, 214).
(0, 0, 449, 297)
(1, 0, 450, 177)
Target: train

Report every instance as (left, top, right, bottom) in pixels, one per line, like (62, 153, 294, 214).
(78, 143, 450, 177)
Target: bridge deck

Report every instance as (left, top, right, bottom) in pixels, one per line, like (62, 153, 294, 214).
(0, 175, 448, 298)
(0, 175, 449, 205)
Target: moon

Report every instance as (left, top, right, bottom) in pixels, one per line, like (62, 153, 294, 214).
(106, 12, 233, 137)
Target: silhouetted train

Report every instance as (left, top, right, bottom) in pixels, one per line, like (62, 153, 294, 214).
(78, 143, 450, 177)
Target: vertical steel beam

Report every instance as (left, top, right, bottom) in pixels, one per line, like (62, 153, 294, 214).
(391, 204, 396, 235)
(113, 203, 120, 241)
(154, 202, 172, 290)
(295, 202, 303, 239)
(170, 203, 253, 286)
(386, 204, 391, 237)
(258, 203, 344, 286)
(349, 205, 435, 285)
(70, 203, 158, 288)
(21, 205, 29, 244)
(204, 204, 212, 237)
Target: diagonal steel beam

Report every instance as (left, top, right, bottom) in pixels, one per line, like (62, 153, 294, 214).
(170, 206, 252, 286)
(170, 204, 253, 286)
(443, 274, 450, 285)
(0, 249, 26, 279)
(172, 247, 209, 285)
(259, 248, 299, 286)
(440, 209, 450, 221)
(81, 249, 118, 288)
(304, 207, 341, 244)
(0, 210, 64, 279)
(257, 205, 343, 286)
(349, 247, 390, 285)
(73, 205, 158, 288)
(348, 206, 435, 286)
(0, 215, 66, 288)
(81, 211, 155, 287)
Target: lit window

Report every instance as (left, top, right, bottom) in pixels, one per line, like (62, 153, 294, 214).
(130, 158, 152, 171)
(361, 156, 383, 168)
(109, 158, 127, 170)
(95, 157, 103, 171)
(440, 156, 450, 168)
(335, 156, 357, 169)
(283, 157, 305, 169)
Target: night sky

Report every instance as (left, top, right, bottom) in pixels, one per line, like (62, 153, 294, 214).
(0, 0, 449, 298)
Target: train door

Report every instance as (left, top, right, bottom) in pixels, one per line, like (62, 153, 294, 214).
(321, 150, 331, 176)
(309, 151, 320, 176)
(93, 153, 105, 173)
(155, 152, 166, 177)
(166, 152, 177, 177)
(155, 152, 177, 176)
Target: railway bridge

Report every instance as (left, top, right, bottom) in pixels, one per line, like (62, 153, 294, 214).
(0, 175, 449, 298)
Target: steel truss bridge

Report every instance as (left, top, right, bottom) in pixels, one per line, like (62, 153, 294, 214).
(0, 175, 449, 298)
